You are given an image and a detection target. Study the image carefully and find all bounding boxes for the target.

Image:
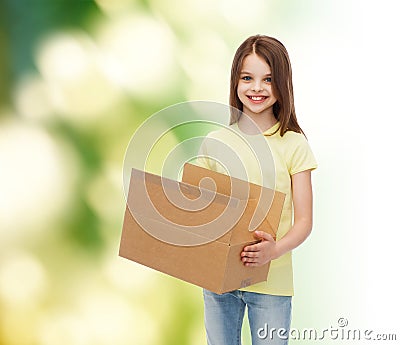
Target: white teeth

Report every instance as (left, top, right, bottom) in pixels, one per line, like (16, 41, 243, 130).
(249, 96, 264, 101)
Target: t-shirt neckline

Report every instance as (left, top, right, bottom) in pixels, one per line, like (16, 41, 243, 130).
(262, 121, 280, 135)
(231, 120, 281, 136)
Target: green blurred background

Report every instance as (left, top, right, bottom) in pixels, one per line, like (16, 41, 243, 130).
(1, 0, 399, 344)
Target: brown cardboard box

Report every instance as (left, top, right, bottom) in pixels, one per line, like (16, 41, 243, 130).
(119, 163, 285, 294)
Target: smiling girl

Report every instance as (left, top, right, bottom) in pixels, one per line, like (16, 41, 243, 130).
(198, 35, 317, 345)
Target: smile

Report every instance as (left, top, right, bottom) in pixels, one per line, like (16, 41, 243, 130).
(247, 95, 267, 102)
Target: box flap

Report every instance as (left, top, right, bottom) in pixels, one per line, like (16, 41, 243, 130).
(182, 163, 252, 200)
(182, 163, 286, 244)
(126, 168, 248, 246)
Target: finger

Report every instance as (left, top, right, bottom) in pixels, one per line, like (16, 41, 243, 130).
(242, 256, 258, 263)
(243, 243, 261, 252)
(241, 251, 254, 258)
(244, 261, 261, 267)
(255, 231, 275, 242)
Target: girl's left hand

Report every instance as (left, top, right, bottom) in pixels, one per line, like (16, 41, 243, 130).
(241, 231, 277, 267)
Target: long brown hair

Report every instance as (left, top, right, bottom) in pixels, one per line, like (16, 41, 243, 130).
(229, 35, 304, 136)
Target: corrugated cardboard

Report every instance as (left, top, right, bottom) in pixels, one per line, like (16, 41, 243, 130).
(119, 163, 285, 294)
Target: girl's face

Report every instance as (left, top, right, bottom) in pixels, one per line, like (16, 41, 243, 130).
(237, 53, 277, 118)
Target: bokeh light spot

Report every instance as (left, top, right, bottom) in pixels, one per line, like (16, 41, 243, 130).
(0, 251, 47, 305)
(0, 120, 78, 242)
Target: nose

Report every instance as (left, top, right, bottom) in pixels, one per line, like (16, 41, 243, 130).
(251, 80, 263, 92)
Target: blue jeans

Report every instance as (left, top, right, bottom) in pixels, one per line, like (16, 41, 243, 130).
(203, 289, 292, 345)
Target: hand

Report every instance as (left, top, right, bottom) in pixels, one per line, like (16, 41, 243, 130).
(241, 231, 277, 267)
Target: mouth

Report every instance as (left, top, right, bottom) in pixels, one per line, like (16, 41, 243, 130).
(247, 95, 268, 103)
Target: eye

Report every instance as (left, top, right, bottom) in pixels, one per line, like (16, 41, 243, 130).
(265, 77, 272, 83)
(241, 76, 251, 81)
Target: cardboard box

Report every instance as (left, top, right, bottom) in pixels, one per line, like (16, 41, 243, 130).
(119, 163, 285, 294)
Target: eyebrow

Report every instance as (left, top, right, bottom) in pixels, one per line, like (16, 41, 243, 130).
(240, 71, 272, 76)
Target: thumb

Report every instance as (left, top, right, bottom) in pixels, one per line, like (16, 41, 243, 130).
(254, 231, 274, 242)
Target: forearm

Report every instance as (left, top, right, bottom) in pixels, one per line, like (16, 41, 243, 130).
(241, 170, 314, 267)
(272, 218, 312, 259)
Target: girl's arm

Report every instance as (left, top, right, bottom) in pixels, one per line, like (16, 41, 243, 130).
(241, 169, 313, 266)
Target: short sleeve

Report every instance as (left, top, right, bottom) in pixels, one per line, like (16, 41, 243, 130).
(196, 139, 213, 170)
(288, 135, 318, 175)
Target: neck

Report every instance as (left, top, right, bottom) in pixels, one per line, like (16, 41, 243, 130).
(237, 112, 277, 134)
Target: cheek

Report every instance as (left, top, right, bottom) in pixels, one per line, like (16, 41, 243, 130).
(269, 85, 278, 98)
(236, 83, 246, 96)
